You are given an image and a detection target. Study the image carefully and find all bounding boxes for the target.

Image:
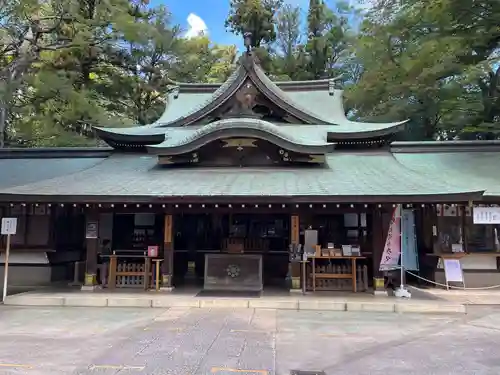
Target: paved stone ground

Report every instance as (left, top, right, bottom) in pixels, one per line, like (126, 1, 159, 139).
(409, 286, 500, 304)
(0, 306, 499, 375)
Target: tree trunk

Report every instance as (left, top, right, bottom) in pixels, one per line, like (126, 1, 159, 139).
(0, 66, 23, 148)
(0, 105, 6, 148)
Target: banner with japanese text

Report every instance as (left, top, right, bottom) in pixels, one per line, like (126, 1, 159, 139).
(379, 205, 402, 271)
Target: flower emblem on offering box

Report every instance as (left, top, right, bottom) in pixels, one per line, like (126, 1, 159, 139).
(226, 264, 241, 278)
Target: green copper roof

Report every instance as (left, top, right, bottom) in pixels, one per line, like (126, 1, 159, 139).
(155, 66, 245, 126)
(0, 151, 483, 202)
(392, 145, 500, 197)
(94, 53, 407, 149)
(0, 148, 110, 189)
(251, 63, 332, 124)
(288, 89, 407, 136)
(154, 92, 213, 125)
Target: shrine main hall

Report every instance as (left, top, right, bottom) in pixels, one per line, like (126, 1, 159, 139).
(1, 48, 499, 294)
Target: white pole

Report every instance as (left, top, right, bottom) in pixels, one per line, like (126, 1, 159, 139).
(2, 234, 11, 302)
(394, 205, 411, 298)
(400, 205, 404, 290)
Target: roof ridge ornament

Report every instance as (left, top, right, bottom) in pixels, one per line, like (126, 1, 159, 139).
(171, 86, 180, 99)
(240, 31, 260, 69)
(243, 32, 252, 55)
(328, 74, 344, 96)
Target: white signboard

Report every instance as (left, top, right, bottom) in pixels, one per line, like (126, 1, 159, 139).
(1, 218, 17, 235)
(304, 230, 318, 256)
(443, 258, 464, 283)
(473, 206, 500, 224)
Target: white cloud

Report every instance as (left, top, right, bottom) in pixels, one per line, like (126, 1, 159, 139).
(185, 13, 208, 39)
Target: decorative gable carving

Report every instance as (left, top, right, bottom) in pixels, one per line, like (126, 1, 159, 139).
(221, 138, 258, 150)
(156, 137, 327, 167)
(235, 82, 258, 115)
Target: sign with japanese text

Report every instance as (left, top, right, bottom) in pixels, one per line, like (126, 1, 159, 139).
(1, 218, 17, 235)
(401, 209, 419, 271)
(379, 205, 402, 271)
(85, 221, 98, 239)
(473, 206, 500, 224)
(291, 215, 299, 244)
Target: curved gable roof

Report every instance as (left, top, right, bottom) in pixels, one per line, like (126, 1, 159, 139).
(146, 118, 335, 156)
(94, 53, 408, 148)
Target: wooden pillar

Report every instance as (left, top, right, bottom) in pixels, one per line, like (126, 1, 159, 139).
(290, 214, 301, 291)
(83, 210, 99, 290)
(108, 255, 117, 290)
(161, 214, 174, 290)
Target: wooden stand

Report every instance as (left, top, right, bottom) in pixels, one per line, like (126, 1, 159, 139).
(108, 255, 152, 290)
(309, 256, 366, 293)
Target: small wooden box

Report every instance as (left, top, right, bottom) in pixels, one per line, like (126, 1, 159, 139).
(315, 245, 321, 257)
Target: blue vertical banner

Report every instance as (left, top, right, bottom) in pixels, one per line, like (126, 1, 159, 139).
(401, 209, 419, 271)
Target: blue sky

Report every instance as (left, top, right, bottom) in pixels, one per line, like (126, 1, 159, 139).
(150, 0, 240, 45)
(149, 0, 364, 46)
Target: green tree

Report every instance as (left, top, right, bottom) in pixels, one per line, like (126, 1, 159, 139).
(347, 0, 500, 140)
(306, 0, 325, 79)
(225, 0, 283, 48)
(1, 0, 150, 147)
(0, 0, 77, 147)
(272, 4, 309, 80)
(173, 36, 237, 83)
(438, 0, 500, 138)
(4, 0, 181, 146)
(102, 4, 182, 124)
(305, 0, 350, 80)
(275, 5, 302, 62)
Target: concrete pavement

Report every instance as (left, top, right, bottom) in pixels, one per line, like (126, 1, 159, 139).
(409, 286, 500, 305)
(0, 305, 499, 375)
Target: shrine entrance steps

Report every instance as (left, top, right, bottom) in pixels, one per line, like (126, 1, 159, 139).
(3, 287, 466, 314)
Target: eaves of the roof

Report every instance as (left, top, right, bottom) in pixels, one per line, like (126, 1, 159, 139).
(391, 140, 500, 153)
(0, 151, 484, 203)
(0, 147, 112, 159)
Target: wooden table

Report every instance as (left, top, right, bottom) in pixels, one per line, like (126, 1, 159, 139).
(310, 256, 366, 293)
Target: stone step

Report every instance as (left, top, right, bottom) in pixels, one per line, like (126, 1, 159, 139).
(3, 293, 467, 314)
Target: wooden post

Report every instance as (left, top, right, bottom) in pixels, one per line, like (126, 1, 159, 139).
(151, 259, 163, 291)
(144, 256, 152, 290)
(82, 210, 99, 290)
(161, 214, 174, 290)
(2, 234, 11, 302)
(290, 214, 301, 291)
(108, 255, 117, 290)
